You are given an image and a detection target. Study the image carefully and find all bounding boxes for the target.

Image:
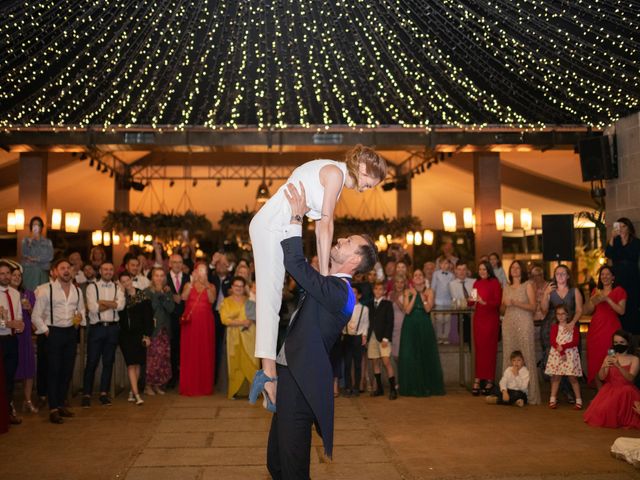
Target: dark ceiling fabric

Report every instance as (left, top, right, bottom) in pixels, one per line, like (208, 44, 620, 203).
(0, 0, 638, 127)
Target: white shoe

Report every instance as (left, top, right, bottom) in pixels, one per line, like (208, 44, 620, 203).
(128, 391, 135, 403)
(135, 394, 144, 406)
(443, 340, 450, 345)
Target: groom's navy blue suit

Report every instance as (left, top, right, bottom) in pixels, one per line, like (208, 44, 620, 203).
(267, 230, 355, 480)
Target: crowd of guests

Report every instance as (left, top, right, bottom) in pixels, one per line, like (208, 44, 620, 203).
(2, 215, 640, 433)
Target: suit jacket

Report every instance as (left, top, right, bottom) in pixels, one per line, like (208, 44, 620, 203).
(368, 298, 394, 342)
(167, 271, 189, 317)
(281, 236, 355, 458)
(208, 271, 231, 308)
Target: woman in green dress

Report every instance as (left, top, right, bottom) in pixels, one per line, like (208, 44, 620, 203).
(21, 216, 53, 290)
(399, 269, 445, 397)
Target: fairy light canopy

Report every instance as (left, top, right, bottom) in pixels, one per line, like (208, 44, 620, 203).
(0, 0, 638, 130)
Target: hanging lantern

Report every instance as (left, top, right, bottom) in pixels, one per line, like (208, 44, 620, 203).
(112, 233, 120, 246)
(51, 209, 62, 230)
(65, 212, 81, 233)
(505, 212, 514, 232)
(495, 209, 505, 231)
(103, 231, 111, 246)
(423, 229, 434, 246)
(472, 214, 477, 233)
(463, 207, 474, 229)
(14, 209, 25, 230)
(406, 231, 414, 245)
(442, 211, 457, 232)
(91, 230, 103, 246)
(414, 231, 423, 246)
(7, 212, 16, 233)
(520, 208, 533, 231)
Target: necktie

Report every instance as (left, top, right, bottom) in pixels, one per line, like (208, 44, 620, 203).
(174, 274, 181, 292)
(4, 290, 16, 335)
(461, 281, 469, 299)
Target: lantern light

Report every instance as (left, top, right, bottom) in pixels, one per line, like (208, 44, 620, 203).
(92, 230, 103, 246)
(495, 209, 505, 231)
(423, 229, 434, 246)
(14, 209, 25, 230)
(7, 212, 16, 233)
(64, 212, 81, 233)
(443, 211, 457, 232)
(51, 209, 62, 230)
(505, 212, 514, 232)
(463, 208, 473, 229)
(520, 208, 533, 231)
(112, 233, 120, 246)
(414, 231, 422, 246)
(103, 231, 111, 246)
(406, 231, 414, 246)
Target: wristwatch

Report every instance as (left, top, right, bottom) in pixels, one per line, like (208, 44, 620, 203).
(291, 214, 303, 224)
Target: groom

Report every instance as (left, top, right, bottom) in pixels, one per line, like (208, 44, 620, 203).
(266, 183, 378, 479)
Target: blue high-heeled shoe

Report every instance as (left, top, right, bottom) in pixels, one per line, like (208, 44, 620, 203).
(249, 369, 277, 411)
(262, 391, 277, 413)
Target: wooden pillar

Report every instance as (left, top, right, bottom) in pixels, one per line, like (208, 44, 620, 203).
(397, 176, 413, 256)
(473, 152, 503, 260)
(17, 152, 48, 258)
(112, 177, 130, 267)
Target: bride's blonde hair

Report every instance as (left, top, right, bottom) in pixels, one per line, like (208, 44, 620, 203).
(344, 145, 387, 188)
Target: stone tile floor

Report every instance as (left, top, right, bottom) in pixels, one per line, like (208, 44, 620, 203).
(1, 386, 639, 479)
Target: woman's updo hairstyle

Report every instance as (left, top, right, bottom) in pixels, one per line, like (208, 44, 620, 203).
(344, 145, 388, 189)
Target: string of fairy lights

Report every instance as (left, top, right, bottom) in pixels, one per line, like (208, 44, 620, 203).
(0, 0, 638, 129)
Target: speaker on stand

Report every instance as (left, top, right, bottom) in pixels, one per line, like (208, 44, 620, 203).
(542, 214, 575, 263)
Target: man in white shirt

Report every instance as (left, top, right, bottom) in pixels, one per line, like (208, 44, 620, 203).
(0, 261, 25, 425)
(342, 286, 369, 397)
(81, 262, 125, 407)
(126, 255, 151, 290)
(448, 260, 476, 345)
(32, 258, 86, 424)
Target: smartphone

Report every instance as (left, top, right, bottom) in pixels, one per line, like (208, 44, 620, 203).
(613, 222, 621, 233)
(608, 348, 616, 356)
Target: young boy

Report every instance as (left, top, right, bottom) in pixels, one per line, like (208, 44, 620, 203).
(342, 286, 369, 397)
(486, 350, 529, 407)
(368, 282, 397, 400)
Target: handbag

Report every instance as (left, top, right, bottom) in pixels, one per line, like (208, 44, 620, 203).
(180, 288, 205, 324)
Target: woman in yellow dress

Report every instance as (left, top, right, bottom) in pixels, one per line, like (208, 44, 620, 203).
(219, 276, 260, 399)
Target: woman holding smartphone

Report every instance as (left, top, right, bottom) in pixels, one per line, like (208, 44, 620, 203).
(605, 218, 640, 334)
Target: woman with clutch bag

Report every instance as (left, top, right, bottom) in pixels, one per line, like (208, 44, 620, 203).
(179, 263, 216, 396)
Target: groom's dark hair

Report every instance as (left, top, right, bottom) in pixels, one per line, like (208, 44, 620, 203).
(354, 234, 378, 274)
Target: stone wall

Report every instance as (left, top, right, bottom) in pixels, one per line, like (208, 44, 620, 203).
(607, 112, 640, 229)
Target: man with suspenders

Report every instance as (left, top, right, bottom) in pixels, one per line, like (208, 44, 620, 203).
(342, 285, 369, 397)
(32, 258, 86, 424)
(81, 262, 125, 407)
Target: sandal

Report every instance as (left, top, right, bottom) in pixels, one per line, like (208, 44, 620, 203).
(549, 400, 558, 409)
(574, 400, 583, 410)
(482, 382, 494, 396)
(471, 381, 481, 396)
(249, 370, 278, 412)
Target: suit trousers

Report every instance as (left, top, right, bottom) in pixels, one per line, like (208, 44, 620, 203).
(169, 313, 181, 384)
(495, 388, 528, 405)
(250, 218, 286, 361)
(0, 335, 18, 412)
(36, 334, 48, 397)
(83, 324, 120, 395)
(47, 327, 77, 410)
(267, 365, 315, 480)
(342, 335, 362, 391)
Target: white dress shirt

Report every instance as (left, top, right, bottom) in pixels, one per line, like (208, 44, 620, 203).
(0, 286, 23, 336)
(85, 280, 125, 324)
(132, 274, 151, 290)
(449, 277, 477, 301)
(499, 366, 530, 394)
(344, 303, 369, 336)
(170, 271, 183, 293)
(31, 280, 86, 334)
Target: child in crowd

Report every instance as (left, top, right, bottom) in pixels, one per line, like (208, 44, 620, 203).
(368, 282, 397, 400)
(545, 304, 583, 410)
(486, 350, 529, 407)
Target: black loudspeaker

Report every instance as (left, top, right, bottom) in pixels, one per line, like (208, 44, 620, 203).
(542, 214, 575, 262)
(579, 135, 618, 181)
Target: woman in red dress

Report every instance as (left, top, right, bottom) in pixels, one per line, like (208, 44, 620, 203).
(584, 330, 640, 428)
(471, 260, 503, 395)
(585, 266, 626, 388)
(179, 263, 217, 396)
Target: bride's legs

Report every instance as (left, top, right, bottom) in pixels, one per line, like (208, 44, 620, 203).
(251, 218, 285, 406)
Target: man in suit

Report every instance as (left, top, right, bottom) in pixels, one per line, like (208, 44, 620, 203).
(368, 281, 397, 400)
(448, 260, 475, 345)
(208, 252, 232, 383)
(167, 254, 189, 388)
(267, 183, 378, 480)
